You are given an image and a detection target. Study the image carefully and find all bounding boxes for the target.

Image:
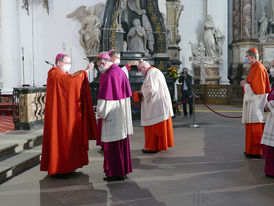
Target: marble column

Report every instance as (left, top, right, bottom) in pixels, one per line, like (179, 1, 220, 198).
(233, 0, 241, 42)
(231, 0, 259, 84)
(232, 0, 258, 41)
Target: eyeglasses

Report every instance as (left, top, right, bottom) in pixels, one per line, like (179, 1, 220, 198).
(61, 61, 71, 65)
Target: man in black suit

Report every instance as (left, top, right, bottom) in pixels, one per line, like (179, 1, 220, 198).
(178, 67, 193, 117)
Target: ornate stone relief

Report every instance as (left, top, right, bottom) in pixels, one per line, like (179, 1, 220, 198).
(165, 0, 184, 63)
(18, 92, 46, 123)
(166, 0, 183, 47)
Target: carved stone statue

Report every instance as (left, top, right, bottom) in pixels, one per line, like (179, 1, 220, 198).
(67, 3, 105, 55)
(141, 10, 154, 53)
(202, 15, 217, 57)
(175, 0, 183, 45)
(189, 15, 225, 84)
(80, 8, 101, 55)
(258, 12, 268, 42)
(271, 0, 274, 23)
(215, 28, 225, 57)
(128, 0, 144, 15)
(117, 0, 128, 31)
(127, 19, 149, 55)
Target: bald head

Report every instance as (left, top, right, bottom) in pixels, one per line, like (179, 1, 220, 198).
(137, 61, 150, 75)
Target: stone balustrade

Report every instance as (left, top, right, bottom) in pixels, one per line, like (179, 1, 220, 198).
(177, 84, 243, 105)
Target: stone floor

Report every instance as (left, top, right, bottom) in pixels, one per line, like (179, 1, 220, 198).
(1, 105, 274, 206)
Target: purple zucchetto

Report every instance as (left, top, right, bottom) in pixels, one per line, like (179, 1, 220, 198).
(55, 53, 65, 62)
(97, 52, 111, 60)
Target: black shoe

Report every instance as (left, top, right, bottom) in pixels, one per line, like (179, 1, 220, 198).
(244, 152, 262, 159)
(265, 174, 274, 178)
(142, 149, 159, 154)
(103, 176, 125, 181)
(52, 171, 76, 178)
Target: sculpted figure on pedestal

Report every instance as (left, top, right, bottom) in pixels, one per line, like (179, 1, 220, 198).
(202, 15, 217, 57)
(127, 19, 149, 55)
(67, 3, 105, 55)
(117, 0, 128, 31)
(258, 12, 268, 42)
(141, 10, 154, 53)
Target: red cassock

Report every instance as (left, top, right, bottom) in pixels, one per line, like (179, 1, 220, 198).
(40, 67, 98, 175)
(245, 61, 270, 155)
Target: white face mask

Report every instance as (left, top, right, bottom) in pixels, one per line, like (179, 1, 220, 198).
(270, 67, 274, 76)
(98, 66, 106, 74)
(114, 59, 121, 65)
(62, 64, 71, 73)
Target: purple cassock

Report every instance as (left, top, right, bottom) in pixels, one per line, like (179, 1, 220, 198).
(97, 64, 133, 178)
(97, 64, 132, 100)
(267, 87, 274, 101)
(262, 87, 274, 176)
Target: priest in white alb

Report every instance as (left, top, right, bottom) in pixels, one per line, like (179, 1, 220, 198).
(137, 60, 174, 153)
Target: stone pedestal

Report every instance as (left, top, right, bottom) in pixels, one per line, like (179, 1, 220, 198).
(194, 66, 221, 85)
(13, 87, 46, 130)
(114, 31, 125, 52)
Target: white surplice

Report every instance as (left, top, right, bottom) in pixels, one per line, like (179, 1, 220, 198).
(140, 68, 174, 126)
(242, 83, 267, 124)
(97, 97, 133, 142)
(261, 100, 274, 147)
(121, 66, 129, 78)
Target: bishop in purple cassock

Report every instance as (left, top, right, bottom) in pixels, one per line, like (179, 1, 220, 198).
(96, 52, 133, 181)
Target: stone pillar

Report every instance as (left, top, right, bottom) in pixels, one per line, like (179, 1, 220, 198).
(166, 0, 184, 66)
(241, 0, 257, 40)
(230, 0, 259, 84)
(233, 0, 241, 42)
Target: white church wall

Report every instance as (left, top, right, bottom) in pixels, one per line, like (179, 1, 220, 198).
(1, 0, 104, 92)
(178, 0, 206, 75)
(207, 0, 229, 84)
(0, 0, 21, 93)
(18, 0, 34, 87)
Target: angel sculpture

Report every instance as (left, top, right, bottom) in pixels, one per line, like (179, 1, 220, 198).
(67, 3, 105, 55)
